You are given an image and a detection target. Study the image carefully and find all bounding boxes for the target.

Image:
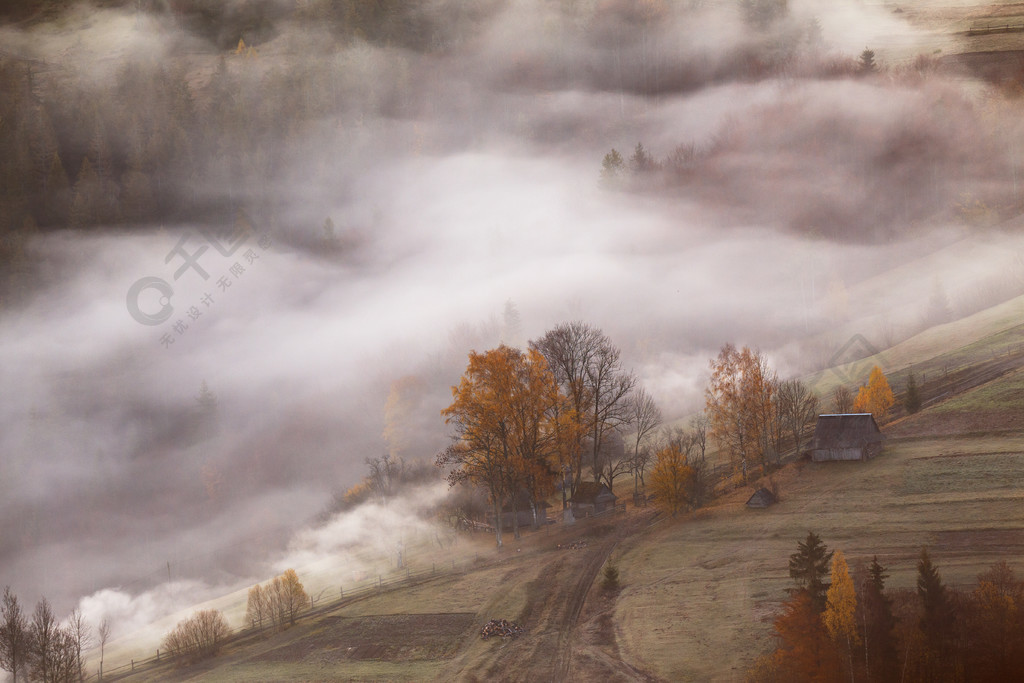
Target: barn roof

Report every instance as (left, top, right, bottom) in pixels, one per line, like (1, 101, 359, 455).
(813, 413, 882, 448)
(746, 488, 778, 508)
(570, 481, 616, 504)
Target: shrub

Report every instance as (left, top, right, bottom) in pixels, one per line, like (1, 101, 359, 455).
(162, 610, 230, 664)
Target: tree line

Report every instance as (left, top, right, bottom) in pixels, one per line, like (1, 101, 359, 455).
(751, 532, 1024, 682)
(0, 586, 110, 683)
(437, 329, 916, 543)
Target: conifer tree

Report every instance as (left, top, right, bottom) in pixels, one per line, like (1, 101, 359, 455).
(789, 531, 833, 612)
(904, 372, 922, 414)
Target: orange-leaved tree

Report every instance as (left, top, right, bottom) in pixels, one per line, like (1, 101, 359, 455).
(769, 591, 844, 683)
(705, 344, 777, 482)
(852, 366, 894, 422)
(648, 441, 693, 516)
(438, 345, 560, 547)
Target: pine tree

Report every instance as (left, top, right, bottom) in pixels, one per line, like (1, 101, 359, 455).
(862, 556, 899, 683)
(789, 531, 834, 612)
(917, 547, 955, 676)
(600, 148, 624, 187)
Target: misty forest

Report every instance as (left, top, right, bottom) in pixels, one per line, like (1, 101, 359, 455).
(4, 0, 1024, 681)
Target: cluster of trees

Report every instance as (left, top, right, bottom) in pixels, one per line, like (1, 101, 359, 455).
(751, 533, 1024, 682)
(0, 587, 108, 683)
(438, 322, 656, 546)
(646, 418, 710, 515)
(161, 609, 230, 665)
(706, 344, 819, 483)
(244, 569, 308, 634)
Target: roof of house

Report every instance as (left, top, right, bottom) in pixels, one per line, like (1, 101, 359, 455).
(813, 413, 882, 449)
(746, 488, 778, 508)
(570, 481, 616, 504)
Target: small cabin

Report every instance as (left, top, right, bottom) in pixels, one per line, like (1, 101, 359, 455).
(569, 482, 617, 517)
(488, 494, 550, 530)
(810, 413, 883, 462)
(746, 488, 778, 508)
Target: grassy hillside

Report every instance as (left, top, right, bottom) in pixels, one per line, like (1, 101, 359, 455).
(614, 359, 1024, 681)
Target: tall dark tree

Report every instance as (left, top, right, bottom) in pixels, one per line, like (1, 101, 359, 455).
(789, 531, 834, 612)
(916, 548, 956, 678)
(861, 556, 899, 683)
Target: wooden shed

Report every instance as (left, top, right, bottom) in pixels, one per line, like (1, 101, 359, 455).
(810, 413, 883, 462)
(569, 482, 617, 517)
(746, 488, 778, 508)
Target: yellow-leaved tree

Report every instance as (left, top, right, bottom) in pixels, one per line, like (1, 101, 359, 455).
(853, 366, 894, 422)
(824, 549, 859, 679)
(648, 442, 693, 516)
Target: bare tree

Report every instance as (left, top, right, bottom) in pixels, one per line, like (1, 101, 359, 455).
(365, 452, 404, 505)
(1, 586, 29, 683)
(96, 617, 111, 681)
(832, 384, 854, 413)
(627, 387, 662, 500)
(66, 608, 91, 682)
(777, 379, 819, 460)
(530, 322, 636, 492)
(28, 598, 75, 682)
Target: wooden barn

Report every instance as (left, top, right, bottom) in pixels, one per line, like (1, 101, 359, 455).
(746, 488, 778, 508)
(810, 413, 883, 462)
(569, 482, 617, 517)
(488, 492, 550, 530)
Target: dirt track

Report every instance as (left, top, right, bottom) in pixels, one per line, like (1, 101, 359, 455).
(449, 511, 661, 683)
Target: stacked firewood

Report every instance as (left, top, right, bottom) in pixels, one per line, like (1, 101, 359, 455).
(480, 618, 526, 640)
(557, 540, 588, 550)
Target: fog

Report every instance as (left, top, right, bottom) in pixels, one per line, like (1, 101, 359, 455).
(2, 0, 1023, 649)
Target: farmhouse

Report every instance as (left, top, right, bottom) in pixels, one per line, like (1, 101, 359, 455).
(746, 487, 778, 508)
(569, 481, 617, 517)
(810, 413, 883, 462)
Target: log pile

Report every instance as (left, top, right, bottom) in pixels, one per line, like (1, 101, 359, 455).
(557, 540, 588, 550)
(480, 618, 526, 640)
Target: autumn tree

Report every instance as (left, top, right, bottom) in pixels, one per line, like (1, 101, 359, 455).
(272, 569, 308, 628)
(853, 366, 894, 423)
(768, 590, 844, 683)
(530, 323, 636, 494)
(245, 584, 268, 633)
(705, 344, 776, 482)
(777, 379, 819, 459)
(0, 586, 29, 683)
(648, 440, 693, 516)
(824, 550, 859, 681)
(438, 345, 560, 546)
(789, 531, 834, 612)
(967, 561, 1024, 680)
(161, 610, 230, 664)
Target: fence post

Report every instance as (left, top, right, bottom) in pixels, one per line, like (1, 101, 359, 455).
(131, 659, 134, 672)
